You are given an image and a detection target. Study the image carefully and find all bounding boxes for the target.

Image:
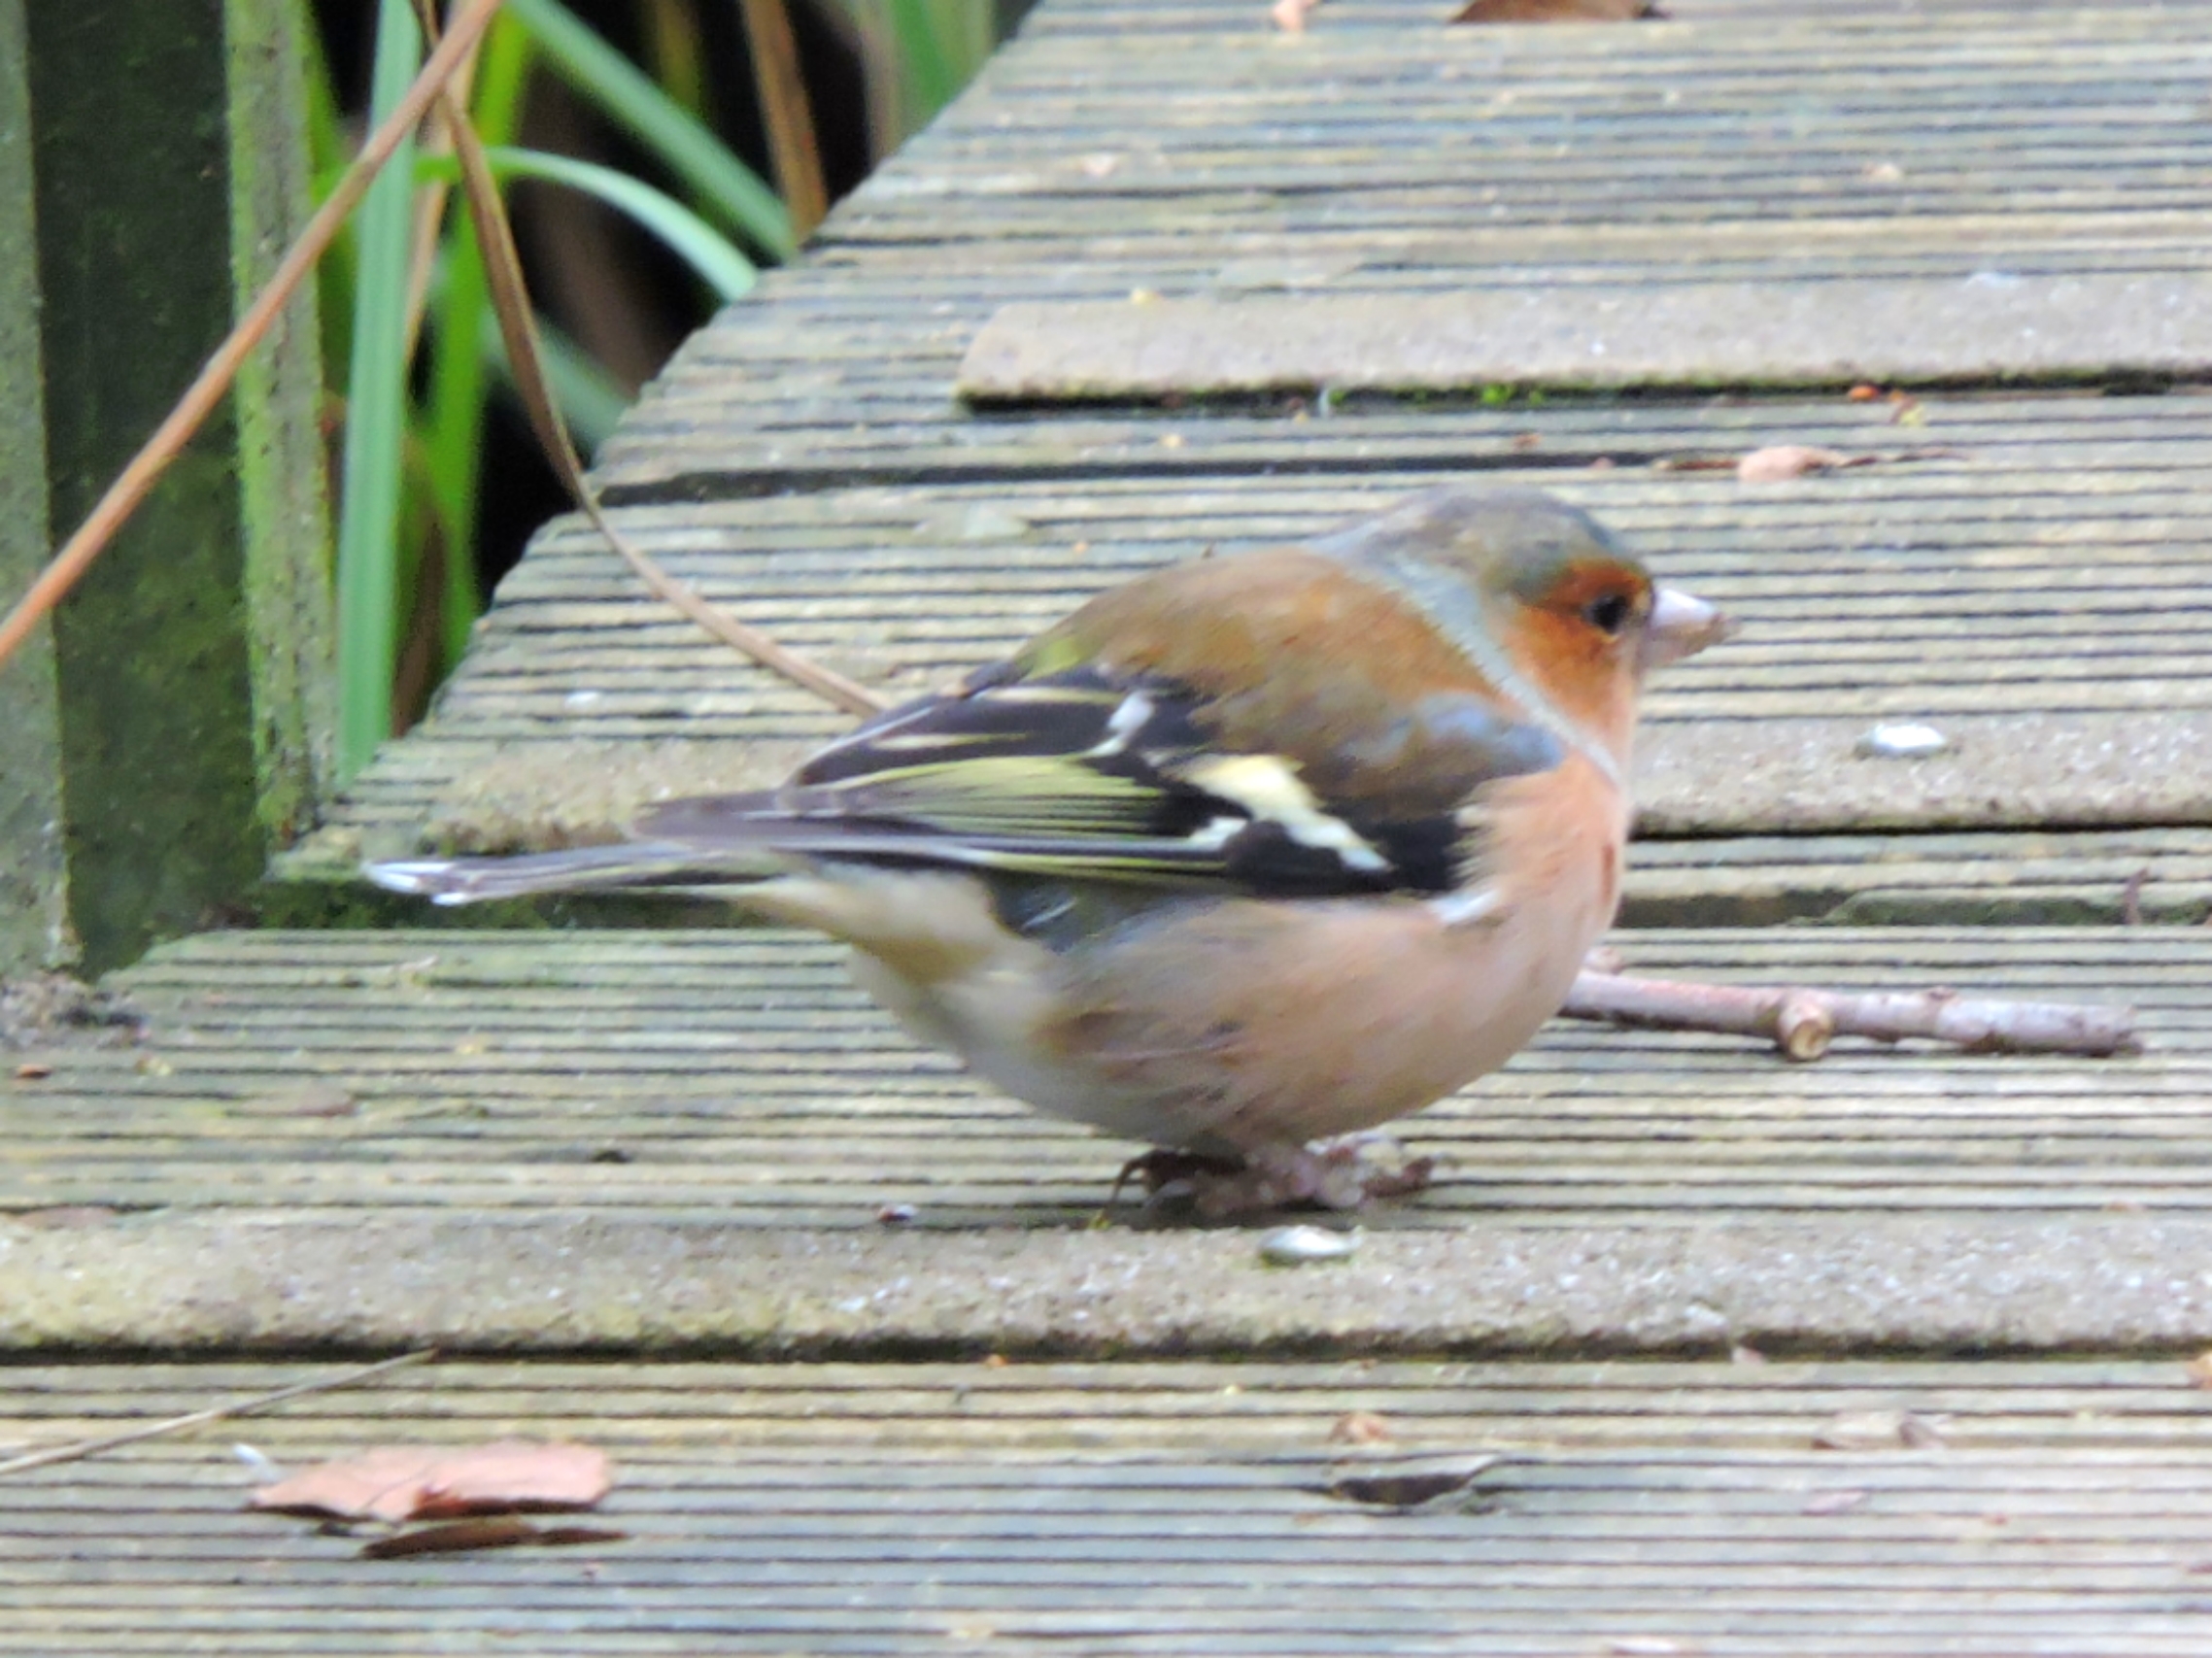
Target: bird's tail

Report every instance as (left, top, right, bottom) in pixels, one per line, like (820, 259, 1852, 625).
(365, 840, 782, 905)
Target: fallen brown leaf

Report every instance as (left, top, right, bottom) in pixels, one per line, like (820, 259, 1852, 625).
(1455, 0, 1666, 19)
(252, 1439, 613, 1523)
(1813, 1409, 1948, 1451)
(1897, 1412, 1949, 1450)
(227, 1081, 357, 1119)
(2185, 1350, 2212, 1389)
(1272, 0, 1318, 30)
(9, 1205, 119, 1230)
(359, 1516, 627, 1560)
(1802, 1488, 1870, 1515)
(1327, 1410, 1395, 1445)
(1322, 1454, 1503, 1508)
(1737, 444, 1855, 483)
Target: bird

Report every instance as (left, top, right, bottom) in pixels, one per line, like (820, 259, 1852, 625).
(369, 487, 1731, 1215)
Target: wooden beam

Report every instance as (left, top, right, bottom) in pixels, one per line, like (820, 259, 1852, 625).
(0, 0, 66, 971)
(18, 0, 331, 972)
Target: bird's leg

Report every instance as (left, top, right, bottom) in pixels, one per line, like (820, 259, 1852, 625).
(1119, 1134, 1437, 1218)
(1110, 1147, 1245, 1210)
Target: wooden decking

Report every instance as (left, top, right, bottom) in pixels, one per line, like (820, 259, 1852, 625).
(11, 1359, 2212, 1656)
(9, 0, 2212, 1649)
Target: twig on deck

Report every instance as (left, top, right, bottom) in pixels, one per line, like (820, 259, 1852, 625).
(1562, 971, 2138, 1062)
(0, 1349, 436, 1479)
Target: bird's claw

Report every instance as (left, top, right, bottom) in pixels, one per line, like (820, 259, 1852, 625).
(1109, 1134, 1437, 1219)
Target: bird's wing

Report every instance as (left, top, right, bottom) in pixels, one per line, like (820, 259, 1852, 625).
(635, 651, 1564, 899)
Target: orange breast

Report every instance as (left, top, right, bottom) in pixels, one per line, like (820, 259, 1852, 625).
(1041, 753, 1629, 1154)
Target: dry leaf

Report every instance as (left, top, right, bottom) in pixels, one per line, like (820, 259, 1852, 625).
(1897, 1412, 1949, 1450)
(9, 1204, 119, 1229)
(359, 1516, 626, 1560)
(1846, 384, 1882, 402)
(1737, 445, 1853, 483)
(1455, 0, 1667, 21)
(227, 1081, 357, 1119)
(1813, 1409, 1947, 1452)
(2185, 1350, 2212, 1388)
(1328, 1411, 1395, 1445)
(252, 1439, 613, 1523)
(1813, 1409, 1903, 1451)
(1323, 1454, 1502, 1508)
(1802, 1488, 1870, 1516)
(1272, 0, 1318, 31)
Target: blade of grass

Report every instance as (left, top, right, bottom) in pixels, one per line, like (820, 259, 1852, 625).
(334, 0, 427, 779)
(638, 0, 708, 119)
(504, 0, 795, 261)
(0, 0, 506, 675)
(884, 0, 959, 118)
(419, 149, 757, 301)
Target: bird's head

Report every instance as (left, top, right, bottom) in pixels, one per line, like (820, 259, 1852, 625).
(1322, 487, 1732, 766)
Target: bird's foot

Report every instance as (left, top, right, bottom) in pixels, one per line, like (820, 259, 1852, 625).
(1117, 1134, 1436, 1219)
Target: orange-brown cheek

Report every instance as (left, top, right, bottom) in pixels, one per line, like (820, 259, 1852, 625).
(1506, 610, 1638, 756)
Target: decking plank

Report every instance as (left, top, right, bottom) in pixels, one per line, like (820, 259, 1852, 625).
(4, 1359, 2212, 1655)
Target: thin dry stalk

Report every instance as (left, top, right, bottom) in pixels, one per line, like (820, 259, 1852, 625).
(0, 1350, 435, 1479)
(741, 0, 829, 237)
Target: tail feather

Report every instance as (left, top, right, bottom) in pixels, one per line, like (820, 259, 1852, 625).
(365, 840, 778, 905)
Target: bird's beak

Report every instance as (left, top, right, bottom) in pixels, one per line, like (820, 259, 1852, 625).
(1641, 586, 1734, 674)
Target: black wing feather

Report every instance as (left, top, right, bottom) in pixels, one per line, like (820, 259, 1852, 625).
(632, 665, 1557, 899)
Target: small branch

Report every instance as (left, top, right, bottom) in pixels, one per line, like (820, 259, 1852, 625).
(0, 0, 507, 672)
(1562, 971, 2139, 1061)
(0, 1349, 435, 1479)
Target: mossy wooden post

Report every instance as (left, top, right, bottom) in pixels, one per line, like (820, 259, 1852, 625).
(0, 0, 65, 969)
(15, 0, 332, 974)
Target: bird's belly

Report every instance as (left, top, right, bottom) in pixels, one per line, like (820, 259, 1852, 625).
(844, 950, 1195, 1148)
(828, 772, 1625, 1158)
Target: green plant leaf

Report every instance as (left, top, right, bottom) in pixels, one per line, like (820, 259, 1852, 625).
(505, 0, 795, 261)
(418, 147, 758, 301)
(333, 0, 423, 782)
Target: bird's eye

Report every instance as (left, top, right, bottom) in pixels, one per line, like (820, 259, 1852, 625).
(1582, 592, 1634, 635)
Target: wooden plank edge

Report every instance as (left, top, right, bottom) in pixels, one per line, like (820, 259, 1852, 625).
(6, 1210, 2212, 1359)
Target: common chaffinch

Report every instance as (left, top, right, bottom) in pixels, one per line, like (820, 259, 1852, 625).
(371, 487, 1730, 1214)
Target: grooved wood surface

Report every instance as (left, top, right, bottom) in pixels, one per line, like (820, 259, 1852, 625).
(5, 1358, 2212, 1654)
(3, 927, 2196, 1225)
